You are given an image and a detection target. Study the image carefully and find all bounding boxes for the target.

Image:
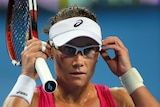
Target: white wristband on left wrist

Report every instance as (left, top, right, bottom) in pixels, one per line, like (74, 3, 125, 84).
(119, 67, 145, 94)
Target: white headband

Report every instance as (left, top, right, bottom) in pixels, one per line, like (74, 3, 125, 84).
(49, 17, 102, 46)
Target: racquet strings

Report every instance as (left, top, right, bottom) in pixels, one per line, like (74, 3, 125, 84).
(11, 0, 30, 63)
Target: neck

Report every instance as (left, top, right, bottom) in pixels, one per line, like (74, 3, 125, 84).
(54, 82, 93, 105)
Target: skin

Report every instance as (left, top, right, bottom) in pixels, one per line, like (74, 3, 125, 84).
(3, 36, 160, 107)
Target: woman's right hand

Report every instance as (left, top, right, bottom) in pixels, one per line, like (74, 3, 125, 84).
(21, 38, 51, 80)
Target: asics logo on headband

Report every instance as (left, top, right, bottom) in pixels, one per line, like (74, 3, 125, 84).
(74, 19, 83, 27)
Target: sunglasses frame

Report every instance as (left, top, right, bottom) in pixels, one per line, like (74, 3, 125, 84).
(54, 44, 102, 58)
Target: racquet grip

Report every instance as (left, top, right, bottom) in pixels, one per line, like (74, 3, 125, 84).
(35, 58, 57, 93)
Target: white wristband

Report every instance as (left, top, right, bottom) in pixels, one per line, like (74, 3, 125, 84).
(119, 67, 144, 94)
(8, 75, 36, 104)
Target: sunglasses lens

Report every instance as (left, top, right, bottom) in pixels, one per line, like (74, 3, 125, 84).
(59, 45, 76, 56)
(84, 47, 99, 58)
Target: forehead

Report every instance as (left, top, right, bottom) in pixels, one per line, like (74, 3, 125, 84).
(67, 37, 99, 46)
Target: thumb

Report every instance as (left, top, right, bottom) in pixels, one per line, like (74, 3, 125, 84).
(100, 50, 111, 64)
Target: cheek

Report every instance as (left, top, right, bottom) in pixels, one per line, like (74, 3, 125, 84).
(54, 53, 72, 72)
(87, 55, 99, 73)
(88, 61, 97, 73)
(54, 53, 65, 69)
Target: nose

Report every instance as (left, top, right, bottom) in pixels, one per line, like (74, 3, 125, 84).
(72, 52, 84, 68)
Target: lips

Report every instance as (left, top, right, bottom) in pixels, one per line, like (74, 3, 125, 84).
(70, 72, 86, 75)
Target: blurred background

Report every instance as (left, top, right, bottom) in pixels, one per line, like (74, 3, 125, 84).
(0, 0, 160, 105)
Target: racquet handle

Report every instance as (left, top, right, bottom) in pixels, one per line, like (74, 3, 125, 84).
(35, 58, 57, 93)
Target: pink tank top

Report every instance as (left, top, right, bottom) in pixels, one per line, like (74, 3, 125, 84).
(37, 84, 116, 107)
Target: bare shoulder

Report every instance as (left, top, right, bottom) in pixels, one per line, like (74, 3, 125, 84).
(110, 87, 135, 107)
(29, 88, 39, 107)
(110, 87, 128, 95)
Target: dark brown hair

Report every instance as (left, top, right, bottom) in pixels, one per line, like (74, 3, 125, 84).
(43, 5, 97, 34)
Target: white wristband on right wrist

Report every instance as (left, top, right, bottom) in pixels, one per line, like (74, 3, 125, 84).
(8, 75, 36, 104)
(119, 67, 144, 94)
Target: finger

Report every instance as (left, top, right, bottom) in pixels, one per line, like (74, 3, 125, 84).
(41, 41, 47, 52)
(25, 39, 41, 51)
(102, 36, 125, 48)
(114, 38, 125, 49)
(42, 41, 51, 57)
(26, 38, 38, 46)
(22, 51, 47, 62)
(25, 40, 45, 52)
(24, 39, 51, 58)
(102, 38, 126, 55)
(100, 50, 111, 63)
(41, 41, 51, 51)
(35, 52, 48, 60)
(25, 43, 41, 52)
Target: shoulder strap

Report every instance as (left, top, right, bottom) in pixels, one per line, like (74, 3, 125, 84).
(37, 85, 55, 107)
(94, 84, 116, 107)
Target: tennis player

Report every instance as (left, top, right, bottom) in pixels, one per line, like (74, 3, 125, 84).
(3, 5, 159, 107)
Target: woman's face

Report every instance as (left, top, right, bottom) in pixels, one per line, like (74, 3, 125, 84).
(51, 37, 100, 88)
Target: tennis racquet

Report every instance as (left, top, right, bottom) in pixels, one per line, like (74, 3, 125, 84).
(6, 0, 57, 93)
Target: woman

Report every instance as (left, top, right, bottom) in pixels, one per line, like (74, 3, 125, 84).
(3, 5, 159, 107)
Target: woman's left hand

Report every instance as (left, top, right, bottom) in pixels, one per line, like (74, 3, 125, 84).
(100, 36, 132, 77)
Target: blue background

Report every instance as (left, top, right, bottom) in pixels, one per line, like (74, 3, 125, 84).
(0, 5, 160, 105)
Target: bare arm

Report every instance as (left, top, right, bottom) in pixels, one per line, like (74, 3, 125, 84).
(3, 89, 39, 107)
(130, 86, 159, 107)
(3, 97, 29, 107)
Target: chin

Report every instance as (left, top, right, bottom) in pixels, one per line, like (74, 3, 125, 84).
(69, 80, 87, 88)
